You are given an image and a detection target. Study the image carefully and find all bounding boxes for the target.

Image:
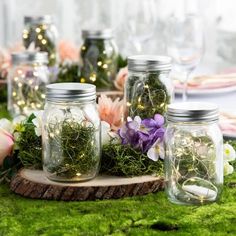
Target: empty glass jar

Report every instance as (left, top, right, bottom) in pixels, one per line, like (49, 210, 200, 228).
(125, 55, 172, 119)
(23, 15, 58, 66)
(8, 52, 49, 117)
(164, 102, 223, 205)
(79, 29, 118, 91)
(42, 83, 101, 182)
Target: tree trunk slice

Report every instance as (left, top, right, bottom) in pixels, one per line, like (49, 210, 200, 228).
(10, 169, 164, 201)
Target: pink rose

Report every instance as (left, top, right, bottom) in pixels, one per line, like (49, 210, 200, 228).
(114, 67, 128, 91)
(0, 128, 14, 165)
(58, 40, 79, 63)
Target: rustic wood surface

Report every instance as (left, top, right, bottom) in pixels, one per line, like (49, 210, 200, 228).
(10, 169, 164, 201)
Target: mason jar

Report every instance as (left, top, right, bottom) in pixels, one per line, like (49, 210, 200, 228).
(8, 52, 49, 117)
(42, 83, 101, 182)
(23, 15, 58, 67)
(125, 55, 172, 119)
(164, 102, 223, 205)
(79, 29, 118, 91)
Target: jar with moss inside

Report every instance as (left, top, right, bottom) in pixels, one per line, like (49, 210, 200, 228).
(164, 102, 223, 205)
(125, 55, 172, 119)
(23, 15, 58, 67)
(42, 83, 101, 182)
(8, 52, 49, 117)
(79, 29, 118, 91)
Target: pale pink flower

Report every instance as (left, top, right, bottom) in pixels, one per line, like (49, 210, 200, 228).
(0, 128, 14, 165)
(114, 67, 128, 91)
(98, 94, 123, 131)
(0, 42, 25, 79)
(58, 40, 79, 63)
(0, 48, 11, 78)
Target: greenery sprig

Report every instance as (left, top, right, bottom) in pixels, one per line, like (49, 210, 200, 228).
(101, 142, 164, 177)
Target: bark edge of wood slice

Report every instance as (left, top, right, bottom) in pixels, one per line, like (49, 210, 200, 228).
(10, 169, 164, 201)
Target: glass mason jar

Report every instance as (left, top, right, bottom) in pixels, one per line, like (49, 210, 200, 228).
(42, 83, 101, 182)
(125, 55, 172, 119)
(8, 52, 49, 117)
(23, 15, 58, 67)
(164, 102, 223, 205)
(79, 29, 118, 91)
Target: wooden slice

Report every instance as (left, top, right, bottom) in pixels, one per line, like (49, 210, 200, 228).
(10, 169, 164, 201)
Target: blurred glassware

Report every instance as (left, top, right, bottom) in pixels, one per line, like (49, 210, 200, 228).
(124, 0, 157, 54)
(166, 14, 204, 101)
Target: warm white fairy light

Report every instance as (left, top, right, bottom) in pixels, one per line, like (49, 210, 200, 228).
(42, 39, 47, 45)
(97, 61, 102, 66)
(18, 82, 23, 88)
(102, 64, 108, 69)
(35, 27, 41, 33)
(38, 34, 43, 40)
(89, 73, 96, 82)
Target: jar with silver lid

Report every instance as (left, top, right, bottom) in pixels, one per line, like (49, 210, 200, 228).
(8, 51, 49, 117)
(125, 55, 172, 119)
(164, 102, 223, 205)
(22, 15, 58, 67)
(79, 29, 118, 91)
(42, 83, 101, 182)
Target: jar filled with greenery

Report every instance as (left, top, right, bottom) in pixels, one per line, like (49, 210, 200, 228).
(125, 55, 172, 119)
(42, 83, 101, 182)
(8, 52, 49, 117)
(23, 15, 58, 67)
(79, 29, 118, 91)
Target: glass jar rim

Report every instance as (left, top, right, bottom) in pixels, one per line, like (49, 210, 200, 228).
(82, 29, 113, 39)
(11, 51, 48, 65)
(24, 15, 54, 25)
(128, 55, 172, 72)
(166, 102, 219, 122)
(46, 83, 96, 102)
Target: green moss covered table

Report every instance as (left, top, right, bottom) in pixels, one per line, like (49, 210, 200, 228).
(0, 105, 236, 235)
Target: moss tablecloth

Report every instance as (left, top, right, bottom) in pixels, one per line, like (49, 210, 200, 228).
(0, 104, 236, 236)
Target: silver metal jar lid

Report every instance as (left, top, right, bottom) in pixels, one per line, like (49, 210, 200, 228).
(128, 55, 172, 72)
(11, 52, 48, 65)
(24, 15, 54, 25)
(166, 102, 219, 122)
(82, 29, 113, 39)
(46, 83, 96, 102)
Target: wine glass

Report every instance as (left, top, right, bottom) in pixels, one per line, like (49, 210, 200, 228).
(124, 0, 157, 54)
(166, 14, 204, 101)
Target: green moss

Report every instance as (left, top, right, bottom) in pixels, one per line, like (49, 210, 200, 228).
(0, 172, 235, 235)
(0, 107, 236, 235)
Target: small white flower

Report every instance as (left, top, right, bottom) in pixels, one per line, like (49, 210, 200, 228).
(12, 115, 26, 128)
(223, 144, 236, 162)
(0, 118, 14, 134)
(147, 138, 165, 162)
(224, 161, 234, 176)
(32, 110, 44, 137)
(101, 121, 111, 145)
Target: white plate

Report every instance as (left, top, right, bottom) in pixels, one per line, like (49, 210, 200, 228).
(223, 133, 236, 139)
(175, 85, 236, 96)
(220, 110, 236, 139)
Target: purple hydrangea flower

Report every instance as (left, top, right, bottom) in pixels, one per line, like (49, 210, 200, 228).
(118, 114, 165, 155)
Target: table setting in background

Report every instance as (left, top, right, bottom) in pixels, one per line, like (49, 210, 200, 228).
(0, 1, 236, 235)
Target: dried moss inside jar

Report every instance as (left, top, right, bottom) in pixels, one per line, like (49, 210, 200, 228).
(125, 55, 172, 119)
(23, 15, 58, 67)
(79, 29, 118, 91)
(42, 83, 101, 182)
